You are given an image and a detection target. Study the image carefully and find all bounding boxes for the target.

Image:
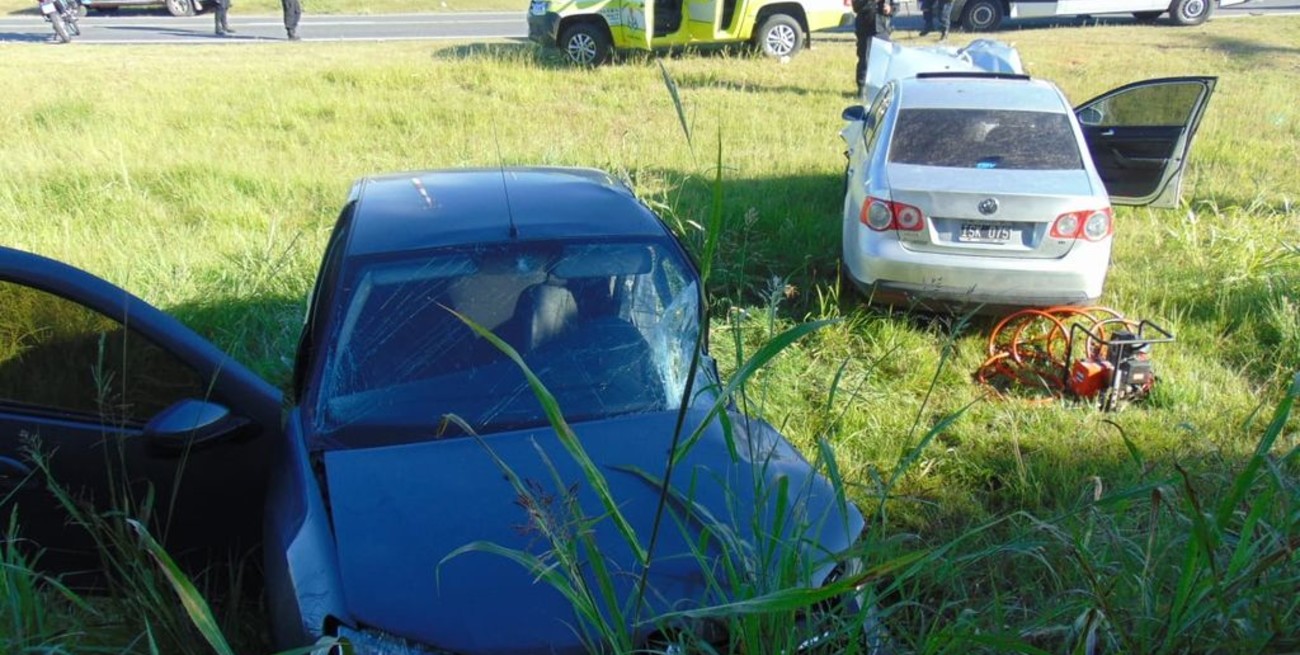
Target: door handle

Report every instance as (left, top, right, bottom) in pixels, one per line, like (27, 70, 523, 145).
(1099, 128, 1115, 137)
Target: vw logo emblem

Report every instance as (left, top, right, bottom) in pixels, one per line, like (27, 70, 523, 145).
(978, 198, 999, 215)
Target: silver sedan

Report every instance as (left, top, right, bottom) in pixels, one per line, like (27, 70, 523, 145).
(841, 42, 1214, 310)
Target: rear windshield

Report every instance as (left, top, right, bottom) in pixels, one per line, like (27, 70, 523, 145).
(889, 108, 1083, 170)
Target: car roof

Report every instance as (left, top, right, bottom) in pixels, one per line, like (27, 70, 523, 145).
(895, 75, 1070, 113)
(344, 167, 668, 257)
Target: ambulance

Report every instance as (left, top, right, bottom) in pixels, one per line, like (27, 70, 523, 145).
(528, 0, 854, 65)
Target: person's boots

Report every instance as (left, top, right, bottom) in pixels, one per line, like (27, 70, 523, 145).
(938, 28, 948, 41)
(222, 21, 235, 34)
(287, 28, 300, 40)
(919, 18, 932, 36)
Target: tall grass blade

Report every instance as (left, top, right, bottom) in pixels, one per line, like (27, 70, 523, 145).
(447, 307, 648, 565)
(125, 519, 235, 655)
(1216, 372, 1298, 527)
(656, 60, 692, 150)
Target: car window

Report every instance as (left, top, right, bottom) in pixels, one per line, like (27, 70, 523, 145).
(1084, 82, 1202, 127)
(0, 281, 208, 426)
(888, 108, 1083, 170)
(862, 86, 893, 153)
(313, 239, 702, 446)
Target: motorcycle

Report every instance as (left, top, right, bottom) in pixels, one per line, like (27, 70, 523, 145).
(37, 0, 81, 43)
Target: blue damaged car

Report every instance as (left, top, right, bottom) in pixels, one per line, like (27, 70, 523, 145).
(0, 167, 865, 653)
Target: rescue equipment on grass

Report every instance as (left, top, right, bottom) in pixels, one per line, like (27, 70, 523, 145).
(976, 306, 1174, 410)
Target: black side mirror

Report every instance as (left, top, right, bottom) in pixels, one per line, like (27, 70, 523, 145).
(842, 105, 868, 122)
(144, 399, 252, 454)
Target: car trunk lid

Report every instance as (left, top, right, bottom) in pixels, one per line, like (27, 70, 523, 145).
(885, 163, 1103, 259)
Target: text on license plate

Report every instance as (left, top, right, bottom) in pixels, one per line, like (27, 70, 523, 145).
(40, 3, 55, 13)
(959, 223, 1013, 243)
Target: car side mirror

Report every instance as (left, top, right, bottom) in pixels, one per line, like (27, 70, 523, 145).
(144, 399, 252, 454)
(842, 105, 868, 123)
(1078, 106, 1104, 126)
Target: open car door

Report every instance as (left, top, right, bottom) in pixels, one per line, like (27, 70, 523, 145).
(617, 0, 655, 50)
(1075, 76, 1216, 208)
(0, 246, 282, 575)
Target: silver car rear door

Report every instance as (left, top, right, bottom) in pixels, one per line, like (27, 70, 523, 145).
(1074, 76, 1216, 208)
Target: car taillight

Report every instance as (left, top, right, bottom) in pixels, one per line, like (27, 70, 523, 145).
(1050, 208, 1113, 241)
(860, 196, 925, 232)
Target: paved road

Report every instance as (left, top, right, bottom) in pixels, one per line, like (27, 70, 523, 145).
(0, 9, 526, 43)
(0, 0, 1293, 44)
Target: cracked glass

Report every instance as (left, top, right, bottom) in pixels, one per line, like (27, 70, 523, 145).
(311, 238, 701, 448)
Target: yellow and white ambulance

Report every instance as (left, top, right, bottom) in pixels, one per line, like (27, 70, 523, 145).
(528, 0, 853, 65)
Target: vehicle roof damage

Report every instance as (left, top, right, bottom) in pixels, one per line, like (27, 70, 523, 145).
(861, 37, 1026, 104)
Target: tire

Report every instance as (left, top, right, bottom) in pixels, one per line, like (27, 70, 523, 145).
(558, 22, 612, 66)
(65, 13, 80, 35)
(1168, 0, 1211, 25)
(164, 0, 195, 17)
(1132, 10, 1162, 22)
(960, 0, 1003, 31)
(50, 12, 71, 42)
(753, 13, 803, 59)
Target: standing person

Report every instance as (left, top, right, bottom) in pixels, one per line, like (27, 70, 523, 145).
(920, 0, 953, 40)
(281, 0, 301, 40)
(853, 0, 896, 98)
(213, 0, 234, 36)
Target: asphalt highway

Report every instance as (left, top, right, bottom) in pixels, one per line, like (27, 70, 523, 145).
(0, 1, 1293, 45)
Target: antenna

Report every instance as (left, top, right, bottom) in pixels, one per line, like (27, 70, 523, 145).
(493, 123, 518, 239)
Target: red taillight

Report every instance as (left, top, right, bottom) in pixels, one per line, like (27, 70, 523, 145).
(860, 196, 926, 232)
(1050, 208, 1113, 241)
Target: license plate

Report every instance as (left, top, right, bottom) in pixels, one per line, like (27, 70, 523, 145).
(959, 223, 1013, 244)
(529, 0, 546, 16)
(40, 3, 55, 13)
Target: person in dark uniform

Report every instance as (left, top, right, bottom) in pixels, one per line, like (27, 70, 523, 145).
(281, 0, 301, 40)
(212, 0, 234, 36)
(853, 0, 897, 98)
(920, 0, 953, 40)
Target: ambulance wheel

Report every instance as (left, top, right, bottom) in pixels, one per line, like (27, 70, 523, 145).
(559, 23, 612, 66)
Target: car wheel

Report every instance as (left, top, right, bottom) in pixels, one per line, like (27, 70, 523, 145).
(960, 0, 1003, 31)
(559, 22, 612, 66)
(1132, 10, 1162, 22)
(164, 0, 195, 17)
(1168, 0, 1210, 25)
(754, 13, 803, 59)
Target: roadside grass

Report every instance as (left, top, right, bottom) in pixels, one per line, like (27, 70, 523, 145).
(0, 14, 1297, 652)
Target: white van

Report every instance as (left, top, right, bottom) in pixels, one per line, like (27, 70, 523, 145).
(951, 0, 1247, 31)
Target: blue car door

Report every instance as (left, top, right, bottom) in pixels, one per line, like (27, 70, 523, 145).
(0, 246, 283, 573)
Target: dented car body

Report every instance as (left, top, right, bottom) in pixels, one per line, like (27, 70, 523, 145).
(841, 40, 1215, 310)
(0, 168, 865, 654)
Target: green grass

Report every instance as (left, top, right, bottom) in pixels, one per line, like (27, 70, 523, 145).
(1, 15, 1297, 653)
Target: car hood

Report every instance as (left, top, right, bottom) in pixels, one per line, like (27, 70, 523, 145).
(322, 408, 861, 655)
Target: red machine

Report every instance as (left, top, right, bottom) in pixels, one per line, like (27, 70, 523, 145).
(977, 307, 1174, 410)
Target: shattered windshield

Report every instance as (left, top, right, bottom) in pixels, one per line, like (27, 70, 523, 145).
(311, 239, 701, 447)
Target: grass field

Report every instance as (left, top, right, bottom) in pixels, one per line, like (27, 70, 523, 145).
(1, 14, 1298, 654)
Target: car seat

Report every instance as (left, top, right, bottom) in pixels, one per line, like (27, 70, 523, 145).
(504, 281, 578, 353)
